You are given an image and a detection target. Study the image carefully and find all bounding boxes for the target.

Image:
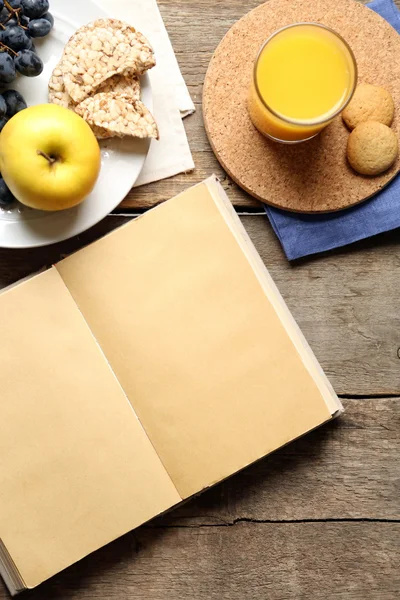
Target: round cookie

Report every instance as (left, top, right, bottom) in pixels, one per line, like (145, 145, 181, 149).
(342, 83, 395, 130)
(347, 121, 398, 176)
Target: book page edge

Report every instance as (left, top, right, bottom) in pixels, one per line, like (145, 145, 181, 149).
(205, 175, 343, 418)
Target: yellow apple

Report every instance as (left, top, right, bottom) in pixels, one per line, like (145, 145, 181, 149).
(0, 104, 101, 211)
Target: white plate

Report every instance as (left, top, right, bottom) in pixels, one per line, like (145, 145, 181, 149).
(0, 0, 151, 248)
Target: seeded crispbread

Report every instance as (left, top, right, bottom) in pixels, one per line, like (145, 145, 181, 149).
(91, 76, 141, 139)
(61, 19, 155, 103)
(48, 65, 113, 139)
(50, 64, 140, 107)
(49, 61, 143, 139)
(75, 93, 159, 139)
(48, 63, 76, 109)
(99, 75, 141, 101)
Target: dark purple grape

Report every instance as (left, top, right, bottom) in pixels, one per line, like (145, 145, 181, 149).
(15, 49, 42, 76)
(0, 94, 6, 117)
(8, 0, 22, 8)
(0, 1, 4, 12)
(27, 17, 51, 37)
(25, 35, 35, 51)
(21, 0, 49, 19)
(0, 53, 16, 84)
(0, 117, 8, 133)
(3, 25, 31, 51)
(0, 177, 16, 207)
(19, 14, 30, 26)
(42, 12, 53, 28)
(0, 7, 8, 22)
(6, 17, 18, 26)
(2, 89, 27, 117)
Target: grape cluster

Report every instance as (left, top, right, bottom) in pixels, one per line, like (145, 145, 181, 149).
(0, 175, 16, 206)
(0, 0, 54, 85)
(0, 89, 27, 205)
(0, 1, 53, 207)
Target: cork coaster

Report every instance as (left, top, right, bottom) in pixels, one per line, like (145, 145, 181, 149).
(203, 0, 400, 213)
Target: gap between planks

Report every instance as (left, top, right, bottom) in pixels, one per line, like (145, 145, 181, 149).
(145, 517, 400, 529)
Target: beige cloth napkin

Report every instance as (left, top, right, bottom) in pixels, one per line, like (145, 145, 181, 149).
(94, 0, 195, 187)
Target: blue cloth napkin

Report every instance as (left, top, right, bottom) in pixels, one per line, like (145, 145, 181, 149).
(264, 0, 400, 261)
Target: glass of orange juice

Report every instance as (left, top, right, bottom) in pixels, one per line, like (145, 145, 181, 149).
(248, 23, 358, 143)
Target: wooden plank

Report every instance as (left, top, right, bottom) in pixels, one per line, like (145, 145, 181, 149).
(163, 398, 400, 524)
(120, 0, 273, 209)
(122, 0, 400, 209)
(122, 147, 261, 210)
(121, 106, 261, 209)
(4, 521, 398, 599)
(0, 220, 398, 517)
(0, 2, 398, 598)
(1, 215, 399, 395)
(158, 0, 399, 59)
(243, 217, 400, 397)
(0, 398, 397, 599)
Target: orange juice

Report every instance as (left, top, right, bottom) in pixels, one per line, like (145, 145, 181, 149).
(248, 24, 357, 143)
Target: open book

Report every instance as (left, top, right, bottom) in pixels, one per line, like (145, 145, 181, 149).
(0, 176, 342, 595)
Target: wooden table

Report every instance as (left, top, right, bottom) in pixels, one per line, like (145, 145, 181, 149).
(1, 1, 399, 598)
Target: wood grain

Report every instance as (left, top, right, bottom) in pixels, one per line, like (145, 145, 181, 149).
(2, 522, 398, 600)
(203, 0, 400, 212)
(165, 398, 400, 523)
(121, 0, 400, 210)
(123, 146, 261, 210)
(245, 217, 400, 397)
(1, 215, 398, 396)
(0, 398, 397, 600)
(0, 2, 399, 598)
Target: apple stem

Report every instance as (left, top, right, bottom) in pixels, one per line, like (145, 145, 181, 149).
(37, 150, 57, 165)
